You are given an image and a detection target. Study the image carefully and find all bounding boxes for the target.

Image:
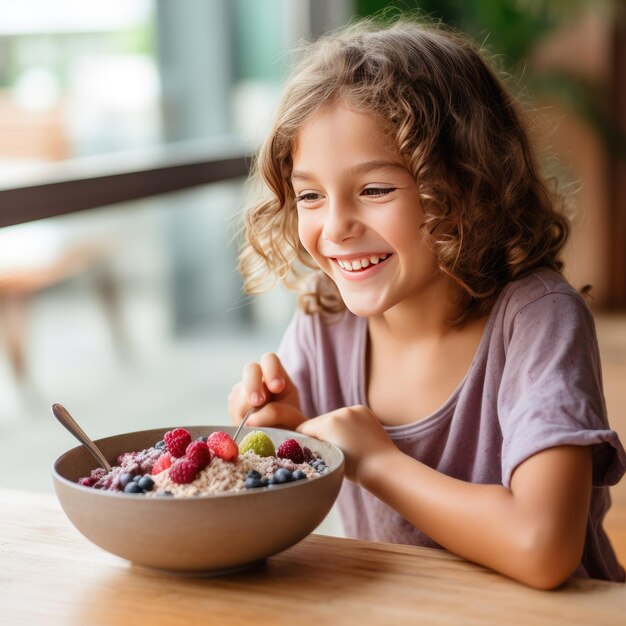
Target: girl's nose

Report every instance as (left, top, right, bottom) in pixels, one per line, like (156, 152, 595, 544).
(321, 198, 362, 243)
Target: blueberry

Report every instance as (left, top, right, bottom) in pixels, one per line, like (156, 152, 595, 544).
(157, 490, 174, 497)
(196, 436, 208, 443)
(155, 440, 166, 450)
(124, 482, 143, 494)
(247, 470, 262, 480)
(244, 477, 268, 489)
(137, 476, 155, 491)
(273, 468, 292, 484)
(119, 472, 134, 488)
(292, 470, 307, 481)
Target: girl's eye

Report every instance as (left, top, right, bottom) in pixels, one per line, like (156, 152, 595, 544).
(295, 192, 323, 203)
(362, 187, 396, 197)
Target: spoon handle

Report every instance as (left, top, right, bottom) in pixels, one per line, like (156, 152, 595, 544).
(52, 403, 112, 472)
(233, 406, 257, 444)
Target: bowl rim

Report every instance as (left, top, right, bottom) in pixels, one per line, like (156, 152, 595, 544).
(52, 424, 345, 501)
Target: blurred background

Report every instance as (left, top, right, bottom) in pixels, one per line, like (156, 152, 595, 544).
(0, 0, 624, 548)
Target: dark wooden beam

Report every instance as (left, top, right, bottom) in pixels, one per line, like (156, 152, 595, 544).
(0, 149, 252, 228)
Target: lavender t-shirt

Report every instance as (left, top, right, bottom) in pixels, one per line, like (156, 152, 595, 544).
(278, 268, 626, 582)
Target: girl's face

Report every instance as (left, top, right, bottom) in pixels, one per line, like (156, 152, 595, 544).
(291, 101, 448, 318)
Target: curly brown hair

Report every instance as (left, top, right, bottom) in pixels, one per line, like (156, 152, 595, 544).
(238, 17, 570, 325)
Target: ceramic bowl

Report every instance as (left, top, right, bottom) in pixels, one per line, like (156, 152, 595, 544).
(52, 425, 344, 574)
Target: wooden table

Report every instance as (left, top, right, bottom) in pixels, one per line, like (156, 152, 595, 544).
(2, 488, 625, 625)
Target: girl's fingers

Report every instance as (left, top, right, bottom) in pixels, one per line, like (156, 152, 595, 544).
(242, 353, 290, 406)
(295, 419, 314, 436)
(295, 413, 331, 440)
(242, 361, 268, 406)
(246, 403, 306, 431)
(228, 382, 249, 424)
(232, 354, 297, 427)
(259, 352, 289, 394)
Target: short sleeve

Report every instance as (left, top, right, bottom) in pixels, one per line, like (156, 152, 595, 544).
(498, 292, 626, 489)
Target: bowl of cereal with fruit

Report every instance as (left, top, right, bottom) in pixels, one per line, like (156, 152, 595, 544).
(52, 424, 344, 574)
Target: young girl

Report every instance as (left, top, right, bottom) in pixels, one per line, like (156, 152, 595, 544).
(228, 18, 626, 589)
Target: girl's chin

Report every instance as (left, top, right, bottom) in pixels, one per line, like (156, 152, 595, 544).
(340, 294, 389, 318)
(326, 271, 393, 316)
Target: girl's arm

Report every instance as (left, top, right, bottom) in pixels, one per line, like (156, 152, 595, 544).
(297, 405, 592, 590)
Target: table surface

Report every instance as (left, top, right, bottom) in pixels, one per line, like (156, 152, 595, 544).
(2, 488, 625, 626)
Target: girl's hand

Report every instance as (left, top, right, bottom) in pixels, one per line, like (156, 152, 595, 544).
(228, 352, 306, 430)
(296, 405, 398, 483)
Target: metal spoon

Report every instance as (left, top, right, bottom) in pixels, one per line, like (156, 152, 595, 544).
(51, 403, 112, 472)
(232, 406, 257, 444)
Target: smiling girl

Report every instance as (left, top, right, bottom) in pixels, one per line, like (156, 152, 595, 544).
(229, 18, 626, 588)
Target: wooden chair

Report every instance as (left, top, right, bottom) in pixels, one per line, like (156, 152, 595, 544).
(0, 238, 125, 382)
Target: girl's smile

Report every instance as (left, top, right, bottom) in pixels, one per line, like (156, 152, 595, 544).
(291, 101, 449, 319)
(332, 253, 393, 280)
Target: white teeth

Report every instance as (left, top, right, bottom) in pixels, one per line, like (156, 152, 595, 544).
(337, 254, 389, 271)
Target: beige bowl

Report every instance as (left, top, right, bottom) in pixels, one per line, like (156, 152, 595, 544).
(52, 425, 344, 574)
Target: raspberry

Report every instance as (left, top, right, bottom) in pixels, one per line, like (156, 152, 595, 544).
(77, 467, 106, 488)
(151, 452, 173, 475)
(207, 431, 239, 463)
(185, 441, 211, 469)
(169, 458, 201, 484)
(164, 428, 191, 458)
(277, 438, 304, 464)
